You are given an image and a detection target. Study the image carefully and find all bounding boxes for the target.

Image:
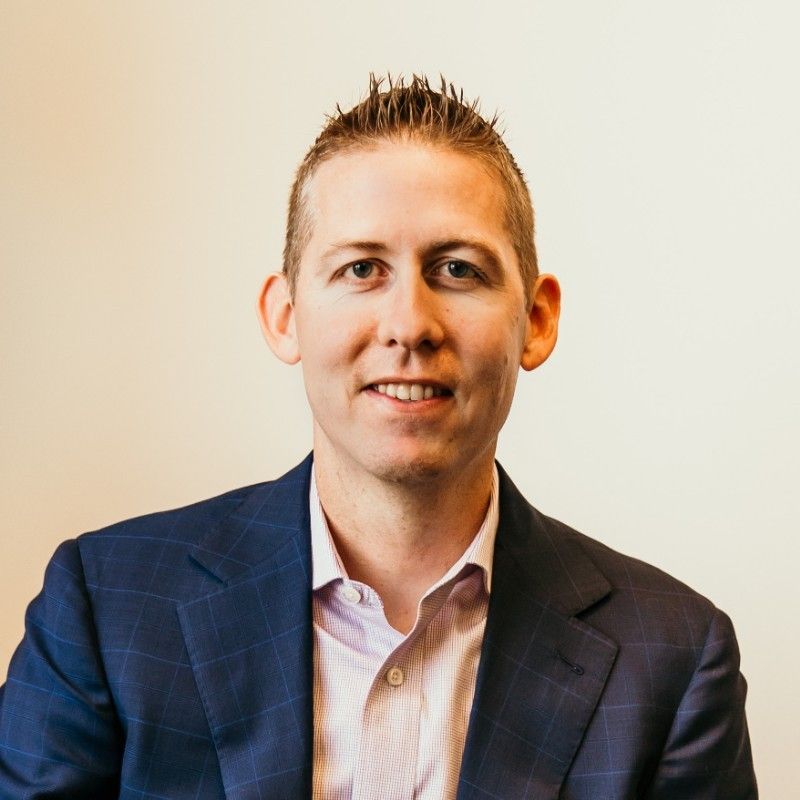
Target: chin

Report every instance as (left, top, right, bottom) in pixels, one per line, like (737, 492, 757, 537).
(362, 450, 451, 485)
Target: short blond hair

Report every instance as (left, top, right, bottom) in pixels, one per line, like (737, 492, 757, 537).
(283, 74, 538, 300)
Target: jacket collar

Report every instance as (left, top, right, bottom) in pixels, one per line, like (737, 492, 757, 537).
(492, 462, 612, 616)
(187, 454, 314, 585)
(457, 464, 618, 799)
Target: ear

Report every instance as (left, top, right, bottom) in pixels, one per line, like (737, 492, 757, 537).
(256, 272, 301, 365)
(520, 273, 561, 371)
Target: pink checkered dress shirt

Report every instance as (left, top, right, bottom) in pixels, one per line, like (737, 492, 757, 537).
(310, 466, 499, 800)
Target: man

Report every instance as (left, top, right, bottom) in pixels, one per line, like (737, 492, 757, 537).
(0, 76, 756, 798)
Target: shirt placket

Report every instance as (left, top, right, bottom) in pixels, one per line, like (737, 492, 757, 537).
(352, 580, 467, 800)
(352, 634, 425, 800)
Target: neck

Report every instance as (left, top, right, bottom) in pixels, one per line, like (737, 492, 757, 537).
(312, 435, 495, 633)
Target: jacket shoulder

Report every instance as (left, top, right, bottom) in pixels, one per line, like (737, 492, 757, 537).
(70, 455, 312, 597)
(538, 509, 722, 643)
(548, 512, 710, 599)
(78, 480, 264, 545)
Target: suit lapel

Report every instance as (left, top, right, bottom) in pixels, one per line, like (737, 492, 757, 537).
(458, 467, 619, 800)
(177, 456, 314, 800)
(176, 456, 616, 799)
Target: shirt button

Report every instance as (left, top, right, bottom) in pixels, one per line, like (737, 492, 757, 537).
(341, 584, 361, 604)
(386, 666, 404, 687)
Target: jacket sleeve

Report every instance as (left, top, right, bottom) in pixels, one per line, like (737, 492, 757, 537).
(0, 539, 122, 799)
(644, 606, 758, 799)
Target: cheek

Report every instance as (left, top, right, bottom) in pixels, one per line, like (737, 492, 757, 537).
(297, 305, 364, 367)
(466, 325, 524, 416)
(296, 306, 370, 415)
(471, 322, 523, 380)
(464, 349, 520, 435)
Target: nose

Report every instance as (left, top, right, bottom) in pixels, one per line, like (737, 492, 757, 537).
(376, 273, 445, 352)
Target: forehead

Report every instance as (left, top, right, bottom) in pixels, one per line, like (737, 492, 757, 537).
(302, 141, 511, 250)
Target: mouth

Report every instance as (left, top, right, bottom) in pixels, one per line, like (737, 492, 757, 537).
(367, 382, 452, 403)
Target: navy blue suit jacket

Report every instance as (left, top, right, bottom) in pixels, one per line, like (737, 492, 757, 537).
(0, 456, 756, 798)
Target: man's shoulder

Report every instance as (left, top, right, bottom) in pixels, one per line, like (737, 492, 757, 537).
(533, 507, 723, 644)
(544, 509, 707, 600)
(78, 480, 267, 549)
(67, 456, 313, 595)
(498, 465, 715, 614)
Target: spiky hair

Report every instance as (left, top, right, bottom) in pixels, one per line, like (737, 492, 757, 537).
(331, 74, 501, 137)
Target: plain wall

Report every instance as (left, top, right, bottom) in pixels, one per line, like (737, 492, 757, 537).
(2, 1, 797, 795)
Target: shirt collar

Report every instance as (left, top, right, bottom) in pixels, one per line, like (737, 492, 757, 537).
(309, 462, 499, 594)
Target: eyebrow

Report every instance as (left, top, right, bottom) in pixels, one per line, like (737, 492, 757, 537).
(321, 240, 389, 260)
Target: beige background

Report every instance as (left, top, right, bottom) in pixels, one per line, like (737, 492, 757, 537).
(2, 1, 797, 795)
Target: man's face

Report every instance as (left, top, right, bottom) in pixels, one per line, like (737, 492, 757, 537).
(263, 141, 557, 484)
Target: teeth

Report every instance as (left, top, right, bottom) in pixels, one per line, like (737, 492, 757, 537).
(372, 383, 445, 402)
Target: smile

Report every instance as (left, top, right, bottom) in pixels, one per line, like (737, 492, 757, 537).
(369, 383, 449, 402)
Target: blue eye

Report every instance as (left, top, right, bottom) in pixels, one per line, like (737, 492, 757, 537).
(445, 260, 473, 278)
(350, 261, 374, 279)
